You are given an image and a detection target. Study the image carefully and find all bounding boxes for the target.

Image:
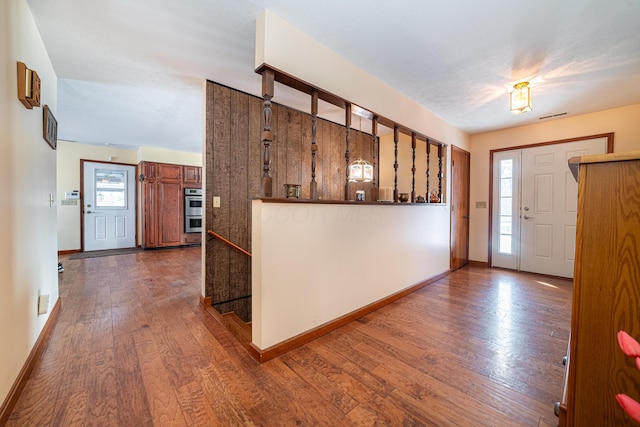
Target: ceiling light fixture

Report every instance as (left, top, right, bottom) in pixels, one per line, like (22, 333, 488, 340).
(510, 81, 532, 115)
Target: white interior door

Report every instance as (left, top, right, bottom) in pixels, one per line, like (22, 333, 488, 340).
(492, 137, 608, 277)
(83, 162, 136, 251)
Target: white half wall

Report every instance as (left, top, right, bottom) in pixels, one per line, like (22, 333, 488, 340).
(252, 200, 450, 350)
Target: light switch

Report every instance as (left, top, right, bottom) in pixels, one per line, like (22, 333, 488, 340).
(475, 201, 487, 209)
(38, 294, 49, 315)
(213, 196, 220, 208)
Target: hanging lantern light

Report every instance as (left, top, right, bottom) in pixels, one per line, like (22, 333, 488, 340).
(510, 81, 532, 115)
(348, 158, 373, 182)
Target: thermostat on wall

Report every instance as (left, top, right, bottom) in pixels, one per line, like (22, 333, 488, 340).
(65, 190, 80, 199)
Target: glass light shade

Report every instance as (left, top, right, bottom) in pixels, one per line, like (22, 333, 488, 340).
(510, 82, 532, 115)
(348, 158, 373, 182)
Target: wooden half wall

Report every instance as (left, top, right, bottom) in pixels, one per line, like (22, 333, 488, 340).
(204, 81, 377, 321)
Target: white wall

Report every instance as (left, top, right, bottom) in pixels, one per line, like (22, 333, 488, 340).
(0, 0, 58, 405)
(252, 201, 450, 349)
(256, 10, 470, 154)
(56, 142, 202, 251)
(468, 103, 640, 262)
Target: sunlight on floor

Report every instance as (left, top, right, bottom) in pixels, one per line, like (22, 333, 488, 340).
(536, 280, 559, 289)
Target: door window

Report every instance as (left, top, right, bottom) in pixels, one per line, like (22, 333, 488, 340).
(95, 169, 127, 209)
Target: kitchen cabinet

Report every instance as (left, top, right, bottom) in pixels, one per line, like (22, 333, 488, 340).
(183, 165, 202, 186)
(558, 151, 640, 425)
(140, 162, 184, 248)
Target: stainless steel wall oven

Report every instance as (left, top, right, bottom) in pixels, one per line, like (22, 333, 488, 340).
(184, 188, 202, 233)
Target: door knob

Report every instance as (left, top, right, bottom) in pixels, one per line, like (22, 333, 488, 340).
(523, 215, 533, 220)
(86, 210, 93, 214)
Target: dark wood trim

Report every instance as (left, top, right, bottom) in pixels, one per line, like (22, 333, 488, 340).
(199, 295, 212, 307)
(487, 132, 614, 267)
(0, 297, 61, 425)
(489, 132, 615, 155)
(254, 63, 446, 146)
(467, 260, 490, 268)
(58, 249, 80, 256)
(254, 197, 445, 206)
(249, 270, 450, 363)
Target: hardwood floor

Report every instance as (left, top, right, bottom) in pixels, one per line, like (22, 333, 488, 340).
(6, 247, 571, 426)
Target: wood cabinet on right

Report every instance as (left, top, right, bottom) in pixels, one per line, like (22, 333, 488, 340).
(183, 165, 202, 186)
(559, 151, 640, 425)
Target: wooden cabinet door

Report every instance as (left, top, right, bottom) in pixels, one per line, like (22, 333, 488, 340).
(158, 180, 183, 246)
(183, 165, 201, 185)
(158, 163, 182, 182)
(141, 179, 158, 248)
(141, 161, 157, 181)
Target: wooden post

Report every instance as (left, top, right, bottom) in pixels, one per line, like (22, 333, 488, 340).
(261, 70, 274, 197)
(438, 144, 444, 202)
(371, 116, 378, 202)
(393, 126, 399, 202)
(344, 103, 352, 201)
(310, 91, 318, 200)
(411, 133, 417, 203)
(426, 140, 431, 203)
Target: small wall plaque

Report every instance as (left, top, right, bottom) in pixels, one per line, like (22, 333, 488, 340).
(17, 61, 41, 109)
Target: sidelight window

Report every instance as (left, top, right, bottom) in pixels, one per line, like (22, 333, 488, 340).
(499, 159, 513, 254)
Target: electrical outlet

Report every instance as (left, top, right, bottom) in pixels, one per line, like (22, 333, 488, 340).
(213, 196, 220, 208)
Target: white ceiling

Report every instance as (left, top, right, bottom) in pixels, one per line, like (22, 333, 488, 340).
(26, 0, 640, 154)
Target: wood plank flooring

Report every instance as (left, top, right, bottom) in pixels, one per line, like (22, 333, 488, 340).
(6, 247, 571, 426)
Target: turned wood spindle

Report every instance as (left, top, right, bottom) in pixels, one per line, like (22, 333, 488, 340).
(344, 103, 352, 201)
(411, 133, 417, 203)
(310, 91, 318, 199)
(371, 116, 378, 202)
(426, 140, 431, 202)
(261, 70, 274, 198)
(437, 144, 444, 202)
(393, 126, 399, 202)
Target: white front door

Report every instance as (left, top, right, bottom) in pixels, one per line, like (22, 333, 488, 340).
(83, 161, 136, 251)
(492, 137, 608, 277)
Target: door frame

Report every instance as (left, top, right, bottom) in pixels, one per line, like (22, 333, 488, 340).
(487, 133, 614, 267)
(80, 159, 139, 252)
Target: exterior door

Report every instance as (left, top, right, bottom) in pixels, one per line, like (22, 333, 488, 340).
(450, 146, 470, 270)
(83, 161, 136, 251)
(519, 138, 607, 277)
(492, 137, 608, 277)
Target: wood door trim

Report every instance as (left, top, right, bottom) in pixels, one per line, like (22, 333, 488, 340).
(487, 132, 614, 267)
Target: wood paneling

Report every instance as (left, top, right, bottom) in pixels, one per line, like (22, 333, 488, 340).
(204, 82, 378, 321)
(6, 250, 571, 426)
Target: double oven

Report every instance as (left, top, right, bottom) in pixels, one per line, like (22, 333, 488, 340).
(184, 188, 203, 233)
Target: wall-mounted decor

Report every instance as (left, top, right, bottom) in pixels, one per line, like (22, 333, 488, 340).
(16, 61, 41, 109)
(43, 105, 57, 150)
